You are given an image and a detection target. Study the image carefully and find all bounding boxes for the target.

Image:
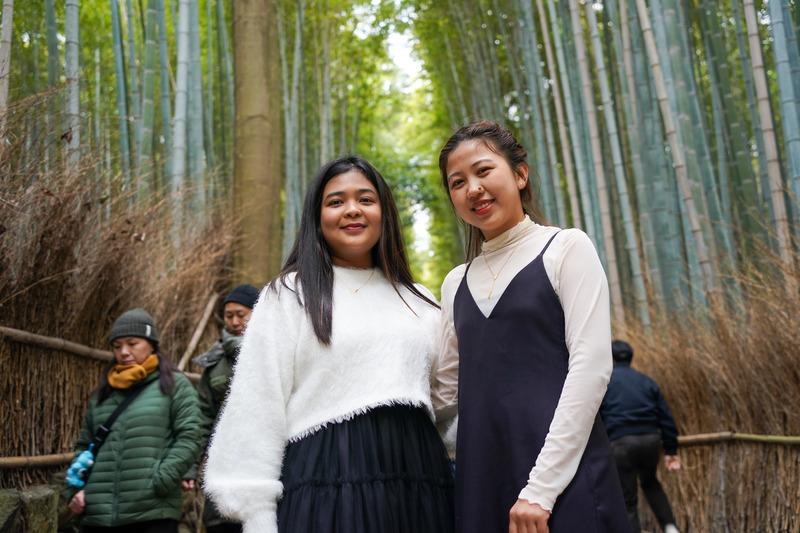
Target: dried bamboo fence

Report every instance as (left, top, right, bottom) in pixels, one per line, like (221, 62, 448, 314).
(624, 263, 800, 532)
(0, 291, 226, 490)
(639, 442, 800, 532)
(0, 324, 208, 477)
(0, 107, 235, 490)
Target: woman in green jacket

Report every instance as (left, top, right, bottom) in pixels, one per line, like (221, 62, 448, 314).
(67, 308, 202, 533)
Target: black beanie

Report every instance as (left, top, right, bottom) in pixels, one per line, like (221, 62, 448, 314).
(223, 284, 259, 310)
(108, 308, 160, 345)
(611, 340, 634, 364)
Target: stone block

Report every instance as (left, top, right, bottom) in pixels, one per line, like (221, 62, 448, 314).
(0, 489, 21, 533)
(19, 485, 57, 533)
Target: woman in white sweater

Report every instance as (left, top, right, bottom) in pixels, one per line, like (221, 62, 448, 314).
(204, 156, 454, 533)
(433, 120, 629, 533)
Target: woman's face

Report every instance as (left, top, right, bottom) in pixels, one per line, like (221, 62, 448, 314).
(320, 169, 382, 268)
(111, 336, 153, 365)
(445, 139, 527, 241)
(223, 302, 252, 336)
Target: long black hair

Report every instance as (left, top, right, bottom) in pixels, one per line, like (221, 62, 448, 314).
(96, 343, 177, 403)
(273, 155, 438, 345)
(438, 119, 546, 260)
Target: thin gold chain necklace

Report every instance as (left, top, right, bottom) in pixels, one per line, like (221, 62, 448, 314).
(341, 268, 376, 294)
(482, 245, 518, 300)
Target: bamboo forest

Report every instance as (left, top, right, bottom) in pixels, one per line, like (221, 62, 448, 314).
(1, 0, 799, 531)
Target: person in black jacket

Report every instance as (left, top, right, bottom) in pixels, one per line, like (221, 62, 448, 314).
(600, 340, 681, 533)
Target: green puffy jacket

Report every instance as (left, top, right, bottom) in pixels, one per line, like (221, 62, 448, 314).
(72, 370, 202, 527)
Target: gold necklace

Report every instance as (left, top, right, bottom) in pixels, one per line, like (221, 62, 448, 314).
(482, 246, 518, 300)
(342, 268, 375, 294)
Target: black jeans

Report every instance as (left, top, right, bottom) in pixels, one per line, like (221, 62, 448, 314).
(610, 433, 676, 533)
(81, 519, 178, 533)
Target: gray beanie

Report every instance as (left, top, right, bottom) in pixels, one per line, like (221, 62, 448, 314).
(108, 308, 160, 345)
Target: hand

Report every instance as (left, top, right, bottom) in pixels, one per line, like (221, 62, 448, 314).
(68, 490, 86, 515)
(664, 454, 681, 472)
(181, 479, 196, 491)
(509, 499, 550, 533)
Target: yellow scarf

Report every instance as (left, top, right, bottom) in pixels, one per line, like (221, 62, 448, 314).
(107, 354, 159, 389)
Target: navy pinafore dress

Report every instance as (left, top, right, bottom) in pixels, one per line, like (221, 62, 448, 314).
(453, 232, 629, 532)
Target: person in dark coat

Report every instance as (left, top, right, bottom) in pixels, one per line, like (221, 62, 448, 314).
(188, 284, 258, 533)
(600, 340, 681, 533)
(67, 309, 202, 533)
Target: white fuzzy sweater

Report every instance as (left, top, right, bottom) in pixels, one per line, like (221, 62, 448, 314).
(203, 267, 439, 533)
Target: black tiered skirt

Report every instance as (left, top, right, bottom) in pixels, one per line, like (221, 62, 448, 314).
(277, 404, 454, 533)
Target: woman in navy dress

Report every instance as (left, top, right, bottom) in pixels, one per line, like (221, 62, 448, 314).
(431, 120, 629, 533)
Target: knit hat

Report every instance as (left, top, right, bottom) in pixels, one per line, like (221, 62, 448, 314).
(223, 284, 259, 310)
(108, 308, 160, 345)
(611, 340, 634, 364)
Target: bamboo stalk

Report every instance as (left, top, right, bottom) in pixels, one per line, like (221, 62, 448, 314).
(64, 0, 80, 170)
(513, 0, 556, 222)
(0, 325, 200, 381)
(171, 0, 190, 203)
(94, 48, 101, 152)
(0, 0, 15, 140)
(280, 0, 305, 260)
(0, 452, 75, 469)
(443, 30, 468, 124)
(613, 0, 665, 304)
(187, 0, 206, 210)
(125, 0, 141, 157)
(769, 0, 800, 233)
(111, 0, 133, 190)
(1, 325, 114, 362)
(537, 0, 580, 229)
(137, 0, 158, 199)
(636, 0, 716, 296)
(204, 0, 217, 173)
(177, 291, 219, 370)
(157, 0, 172, 190)
(45, 0, 58, 169)
(586, 3, 650, 327)
(216, 0, 234, 169)
(570, 2, 626, 331)
(548, 0, 596, 242)
(732, 0, 770, 222)
(743, 0, 793, 271)
(678, 431, 800, 447)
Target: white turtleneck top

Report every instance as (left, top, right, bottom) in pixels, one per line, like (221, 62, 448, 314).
(204, 267, 440, 533)
(431, 216, 613, 512)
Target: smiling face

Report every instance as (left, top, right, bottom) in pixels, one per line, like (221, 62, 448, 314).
(320, 169, 383, 268)
(111, 336, 154, 366)
(445, 139, 528, 241)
